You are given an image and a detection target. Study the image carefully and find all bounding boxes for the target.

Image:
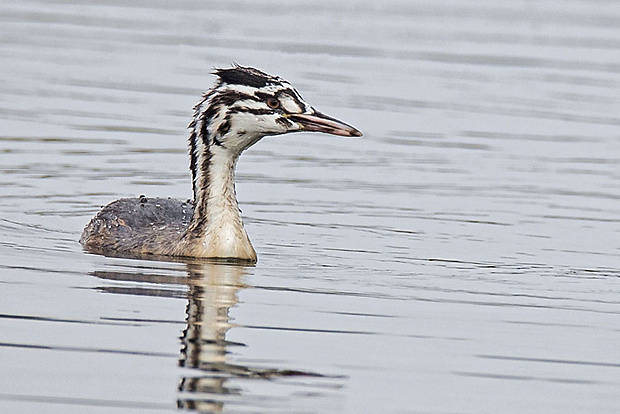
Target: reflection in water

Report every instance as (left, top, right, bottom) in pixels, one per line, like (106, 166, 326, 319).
(177, 263, 245, 411)
(93, 261, 324, 412)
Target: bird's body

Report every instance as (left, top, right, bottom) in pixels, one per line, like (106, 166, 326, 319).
(80, 65, 361, 262)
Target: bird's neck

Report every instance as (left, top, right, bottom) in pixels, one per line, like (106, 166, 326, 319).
(186, 138, 256, 262)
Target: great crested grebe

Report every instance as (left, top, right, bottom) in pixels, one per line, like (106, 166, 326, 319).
(80, 65, 362, 262)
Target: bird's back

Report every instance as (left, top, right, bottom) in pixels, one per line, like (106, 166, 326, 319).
(80, 196, 194, 258)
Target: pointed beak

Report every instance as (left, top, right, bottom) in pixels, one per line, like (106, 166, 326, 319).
(289, 111, 362, 137)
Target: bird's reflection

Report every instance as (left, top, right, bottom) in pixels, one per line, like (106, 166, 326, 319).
(92, 259, 324, 412)
(177, 262, 246, 411)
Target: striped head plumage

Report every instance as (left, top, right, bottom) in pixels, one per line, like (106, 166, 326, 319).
(188, 65, 362, 199)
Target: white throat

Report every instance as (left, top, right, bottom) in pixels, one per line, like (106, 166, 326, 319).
(191, 145, 256, 261)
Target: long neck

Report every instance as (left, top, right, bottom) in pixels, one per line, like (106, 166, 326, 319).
(191, 145, 242, 234)
(185, 100, 256, 261)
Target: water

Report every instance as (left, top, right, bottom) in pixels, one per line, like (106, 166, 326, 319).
(1, 0, 619, 412)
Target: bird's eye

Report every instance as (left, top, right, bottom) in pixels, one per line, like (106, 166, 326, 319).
(266, 98, 280, 109)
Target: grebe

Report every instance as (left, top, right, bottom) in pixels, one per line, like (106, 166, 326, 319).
(80, 65, 362, 262)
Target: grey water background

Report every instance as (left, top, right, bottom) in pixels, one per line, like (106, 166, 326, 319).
(1, 0, 619, 413)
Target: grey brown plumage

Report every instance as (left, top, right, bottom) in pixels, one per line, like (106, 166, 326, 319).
(80, 197, 193, 257)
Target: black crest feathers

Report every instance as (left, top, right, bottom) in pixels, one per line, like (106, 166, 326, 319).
(214, 65, 277, 88)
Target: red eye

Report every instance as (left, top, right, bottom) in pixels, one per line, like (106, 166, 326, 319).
(267, 98, 280, 109)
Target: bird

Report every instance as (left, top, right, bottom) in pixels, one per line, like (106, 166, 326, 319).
(80, 65, 362, 263)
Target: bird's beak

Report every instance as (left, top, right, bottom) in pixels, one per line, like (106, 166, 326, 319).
(289, 111, 362, 137)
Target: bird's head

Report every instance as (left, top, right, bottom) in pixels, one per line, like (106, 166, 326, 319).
(191, 65, 362, 155)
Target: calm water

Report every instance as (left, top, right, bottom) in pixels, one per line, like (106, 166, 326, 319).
(1, 0, 619, 413)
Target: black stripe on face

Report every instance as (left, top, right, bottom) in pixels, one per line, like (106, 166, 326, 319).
(211, 90, 260, 107)
(228, 107, 274, 116)
(254, 91, 275, 103)
(255, 89, 307, 114)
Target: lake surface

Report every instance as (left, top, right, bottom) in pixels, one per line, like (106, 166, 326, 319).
(1, 0, 619, 412)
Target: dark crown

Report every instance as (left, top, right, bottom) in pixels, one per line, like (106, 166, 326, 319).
(214, 65, 281, 88)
